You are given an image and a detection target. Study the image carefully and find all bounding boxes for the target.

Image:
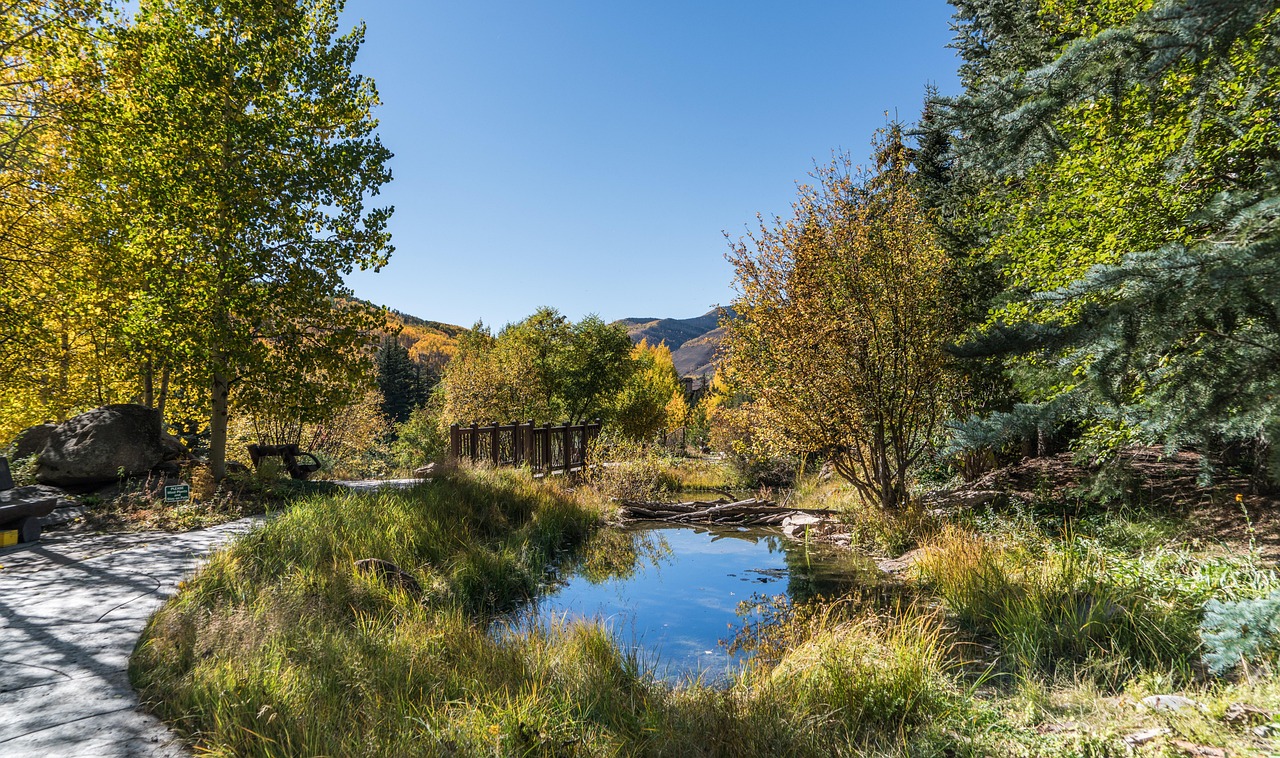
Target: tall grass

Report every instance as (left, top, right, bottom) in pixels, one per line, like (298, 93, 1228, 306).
(132, 466, 974, 756)
(912, 519, 1278, 684)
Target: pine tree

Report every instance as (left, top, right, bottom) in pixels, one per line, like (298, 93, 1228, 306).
(934, 0, 1280, 471)
(375, 336, 428, 425)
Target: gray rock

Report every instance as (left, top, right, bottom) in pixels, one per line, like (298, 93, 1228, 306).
(1141, 694, 1206, 713)
(36, 405, 166, 489)
(159, 431, 189, 460)
(12, 422, 57, 460)
(1123, 727, 1169, 746)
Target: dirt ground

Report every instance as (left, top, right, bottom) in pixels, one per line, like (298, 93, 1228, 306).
(949, 446, 1280, 562)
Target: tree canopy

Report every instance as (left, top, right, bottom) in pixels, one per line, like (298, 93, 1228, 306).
(723, 131, 956, 509)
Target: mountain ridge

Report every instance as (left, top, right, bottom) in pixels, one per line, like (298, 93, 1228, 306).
(618, 308, 728, 378)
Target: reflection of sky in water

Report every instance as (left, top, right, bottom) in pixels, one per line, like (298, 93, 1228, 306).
(510, 524, 865, 683)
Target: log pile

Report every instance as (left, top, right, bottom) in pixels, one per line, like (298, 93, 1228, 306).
(617, 497, 838, 527)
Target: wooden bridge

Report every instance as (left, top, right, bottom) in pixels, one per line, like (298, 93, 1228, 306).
(448, 420, 602, 473)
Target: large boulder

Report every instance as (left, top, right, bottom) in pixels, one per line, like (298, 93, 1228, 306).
(11, 423, 57, 461)
(36, 405, 166, 489)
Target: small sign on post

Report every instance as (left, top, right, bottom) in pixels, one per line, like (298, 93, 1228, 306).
(163, 483, 191, 503)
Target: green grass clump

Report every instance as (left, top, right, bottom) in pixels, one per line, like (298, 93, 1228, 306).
(912, 519, 1277, 683)
(759, 609, 961, 740)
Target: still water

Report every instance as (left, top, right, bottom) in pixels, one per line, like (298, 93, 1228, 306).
(506, 524, 874, 682)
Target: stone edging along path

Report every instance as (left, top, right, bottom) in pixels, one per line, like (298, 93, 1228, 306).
(0, 517, 261, 757)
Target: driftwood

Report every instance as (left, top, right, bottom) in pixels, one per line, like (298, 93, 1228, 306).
(617, 497, 838, 527)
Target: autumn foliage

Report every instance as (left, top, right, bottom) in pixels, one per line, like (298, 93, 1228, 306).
(723, 131, 954, 509)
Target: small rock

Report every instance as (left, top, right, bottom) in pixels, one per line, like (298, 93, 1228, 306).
(414, 462, 438, 478)
(1170, 740, 1225, 757)
(1124, 727, 1170, 746)
(1223, 702, 1270, 726)
(877, 547, 924, 574)
(1251, 723, 1279, 738)
(781, 512, 823, 538)
(1141, 695, 1206, 713)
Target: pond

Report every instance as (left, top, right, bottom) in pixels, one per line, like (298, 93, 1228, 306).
(503, 523, 877, 682)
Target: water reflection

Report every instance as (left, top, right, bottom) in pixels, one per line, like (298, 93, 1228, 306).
(507, 524, 874, 682)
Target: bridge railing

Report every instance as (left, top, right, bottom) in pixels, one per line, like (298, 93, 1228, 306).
(448, 420, 602, 473)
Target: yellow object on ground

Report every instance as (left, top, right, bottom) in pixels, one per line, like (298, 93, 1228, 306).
(0, 530, 17, 548)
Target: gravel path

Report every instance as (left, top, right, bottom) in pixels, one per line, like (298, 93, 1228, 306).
(0, 518, 260, 757)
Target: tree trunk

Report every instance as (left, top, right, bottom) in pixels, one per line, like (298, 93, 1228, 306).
(210, 370, 230, 481)
(156, 366, 170, 421)
(143, 359, 155, 408)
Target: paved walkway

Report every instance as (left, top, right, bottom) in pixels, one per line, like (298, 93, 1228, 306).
(0, 518, 261, 757)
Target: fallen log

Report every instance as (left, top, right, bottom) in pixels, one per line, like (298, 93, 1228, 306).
(617, 497, 839, 527)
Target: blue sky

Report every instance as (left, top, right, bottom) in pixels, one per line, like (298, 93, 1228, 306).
(339, 1, 963, 329)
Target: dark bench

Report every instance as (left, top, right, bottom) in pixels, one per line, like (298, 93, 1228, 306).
(0, 456, 58, 543)
(246, 444, 322, 480)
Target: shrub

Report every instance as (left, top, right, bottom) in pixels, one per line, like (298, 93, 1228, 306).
(1202, 590, 1280, 675)
(583, 433, 679, 501)
(8, 454, 37, 486)
(756, 605, 960, 741)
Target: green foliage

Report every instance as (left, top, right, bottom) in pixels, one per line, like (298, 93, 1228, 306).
(390, 398, 449, 471)
(1201, 590, 1280, 675)
(607, 339, 685, 442)
(439, 307, 634, 427)
(934, 0, 1280, 470)
(8, 455, 38, 487)
(375, 335, 431, 425)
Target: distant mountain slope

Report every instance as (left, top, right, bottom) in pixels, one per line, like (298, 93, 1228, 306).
(619, 310, 722, 352)
(381, 308, 467, 374)
(670, 325, 725, 378)
(618, 309, 729, 377)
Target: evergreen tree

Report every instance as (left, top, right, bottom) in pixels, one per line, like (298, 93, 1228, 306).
(936, 0, 1280, 471)
(375, 336, 428, 425)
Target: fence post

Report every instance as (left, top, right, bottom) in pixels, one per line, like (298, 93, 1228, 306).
(562, 424, 572, 471)
(469, 422, 479, 462)
(544, 422, 553, 472)
(449, 424, 459, 461)
(523, 420, 534, 468)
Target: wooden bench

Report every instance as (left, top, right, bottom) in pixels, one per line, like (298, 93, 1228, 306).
(246, 444, 322, 480)
(0, 456, 58, 543)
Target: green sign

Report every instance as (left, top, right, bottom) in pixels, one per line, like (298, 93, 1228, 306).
(164, 483, 191, 503)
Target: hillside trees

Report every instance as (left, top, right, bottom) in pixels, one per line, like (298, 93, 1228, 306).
(106, 0, 393, 479)
(723, 132, 955, 510)
(375, 336, 431, 424)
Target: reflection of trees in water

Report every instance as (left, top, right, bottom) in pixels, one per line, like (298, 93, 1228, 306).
(567, 527, 673, 585)
(783, 536, 873, 604)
